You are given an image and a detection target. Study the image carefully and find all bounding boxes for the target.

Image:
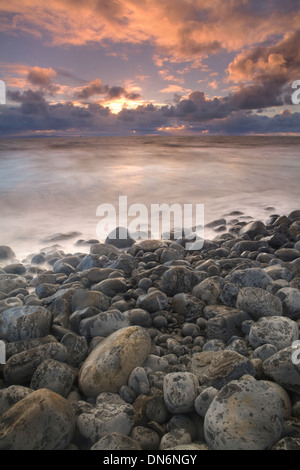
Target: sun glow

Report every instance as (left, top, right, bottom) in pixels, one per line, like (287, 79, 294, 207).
(105, 98, 144, 114)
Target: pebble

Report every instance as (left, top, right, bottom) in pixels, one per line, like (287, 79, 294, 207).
(0, 246, 16, 260)
(79, 309, 130, 338)
(236, 287, 283, 320)
(136, 289, 168, 313)
(249, 316, 298, 350)
(263, 346, 300, 392)
(0, 305, 52, 342)
(163, 372, 199, 414)
(30, 359, 77, 397)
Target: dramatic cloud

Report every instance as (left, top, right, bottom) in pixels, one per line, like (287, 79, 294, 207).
(75, 78, 141, 101)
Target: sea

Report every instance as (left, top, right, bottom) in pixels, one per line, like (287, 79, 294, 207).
(0, 135, 300, 261)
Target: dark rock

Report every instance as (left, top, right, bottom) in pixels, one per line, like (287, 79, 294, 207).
(105, 226, 135, 249)
(0, 246, 15, 260)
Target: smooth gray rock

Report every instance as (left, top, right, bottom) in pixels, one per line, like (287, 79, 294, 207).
(0, 385, 34, 415)
(171, 293, 205, 318)
(130, 426, 160, 450)
(249, 316, 298, 350)
(0, 274, 27, 294)
(236, 287, 282, 320)
(91, 432, 142, 450)
(128, 367, 150, 395)
(0, 246, 15, 260)
(275, 287, 300, 320)
(124, 308, 152, 328)
(71, 289, 110, 312)
(204, 379, 283, 450)
(90, 243, 119, 257)
(192, 278, 222, 305)
(230, 268, 272, 289)
(136, 290, 168, 313)
(163, 372, 199, 414)
(79, 309, 129, 338)
(159, 428, 192, 450)
(161, 266, 199, 297)
(194, 387, 218, 418)
(91, 277, 127, 297)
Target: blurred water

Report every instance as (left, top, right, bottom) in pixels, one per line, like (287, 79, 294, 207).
(0, 135, 300, 260)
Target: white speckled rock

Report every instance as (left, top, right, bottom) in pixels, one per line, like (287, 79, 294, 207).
(0, 388, 75, 450)
(249, 316, 298, 350)
(0, 306, 52, 342)
(163, 372, 199, 414)
(78, 326, 151, 397)
(204, 379, 283, 450)
(263, 346, 300, 392)
(236, 287, 282, 320)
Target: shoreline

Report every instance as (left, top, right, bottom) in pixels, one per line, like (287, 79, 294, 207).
(0, 209, 300, 450)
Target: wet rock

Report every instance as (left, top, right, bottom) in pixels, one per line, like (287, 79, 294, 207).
(0, 274, 27, 294)
(0, 385, 33, 415)
(30, 359, 77, 397)
(236, 287, 282, 320)
(60, 332, 88, 366)
(0, 388, 76, 450)
(230, 268, 272, 289)
(171, 293, 205, 318)
(79, 309, 129, 339)
(204, 379, 283, 450)
(249, 316, 298, 350)
(90, 243, 119, 257)
(160, 266, 199, 297)
(78, 326, 151, 397)
(124, 308, 152, 328)
(92, 277, 127, 297)
(0, 306, 52, 342)
(238, 221, 267, 239)
(71, 289, 110, 312)
(105, 227, 135, 249)
(275, 248, 300, 262)
(136, 289, 168, 313)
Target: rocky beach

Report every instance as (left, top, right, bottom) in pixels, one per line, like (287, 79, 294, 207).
(1, 209, 300, 450)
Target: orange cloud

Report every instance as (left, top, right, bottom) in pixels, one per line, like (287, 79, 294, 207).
(1, 1, 299, 67)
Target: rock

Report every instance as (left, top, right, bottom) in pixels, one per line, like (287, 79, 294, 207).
(0, 246, 15, 260)
(90, 243, 119, 257)
(130, 426, 160, 450)
(163, 372, 199, 414)
(204, 379, 283, 450)
(78, 326, 151, 397)
(205, 306, 249, 342)
(136, 290, 168, 313)
(253, 344, 278, 362)
(128, 367, 150, 395)
(0, 297, 23, 314)
(109, 254, 137, 277)
(91, 432, 142, 450)
(124, 309, 152, 328)
(68, 306, 100, 333)
(0, 388, 76, 450)
(234, 240, 268, 256)
(5, 335, 58, 359)
(194, 387, 219, 418)
(92, 277, 127, 297)
(171, 293, 205, 318)
(71, 289, 110, 312)
(272, 437, 300, 450)
(76, 255, 107, 271)
(36, 283, 58, 299)
(133, 388, 170, 425)
(3, 263, 26, 275)
(264, 265, 293, 282)
(275, 287, 300, 320)
(79, 309, 129, 339)
(77, 401, 135, 445)
(105, 227, 135, 249)
(230, 268, 272, 289)
(275, 248, 300, 262)
(0, 306, 52, 342)
(3, 342, 68, 384)
(261, 380, 292, 419)
(159, 429, 192, 450)
(192, 278, 222, 305)
(0, 274, 27, 294)
(60, 332, 88, 366)
(263, 346, 300, 392)
(249, 316, 298, 350)
(30, 359, 77, 397)
(160, 248, 184, 264)
(236, 287, 282, 320)
(160, 266, 199, 297)
(0, 385, 33, 415)
(199, 350, 256, 389)
(238, 220, 267, 239)
(136, 240, 166, 252)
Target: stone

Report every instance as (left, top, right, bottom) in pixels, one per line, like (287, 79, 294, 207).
(204, 379, 283, 450)
(249, 316, 298, 350)
(105, 226, 135, 249)
(91, 432, 142, 450)
(263, 346, 300, 392)
(161, 266, 199, 297)
(0, 296, 23, 314)
(264, 265, 293, 282)
(194, 387, 219, 418)
(92, 277, 128, 297)
(0, 385, 33, 415)
(68, 306, 100, 333)
(136, 290, 168, 313)
(171, 293, 205, 318)
(205, 306, 249, 342)
(275, 287, 300, 320)
(5, 335, 58, 359)
(130, 426, 160, 450)
(233, 240, 268, 256)
(253, 344, 278, 362)
(261, 380, 292, 419)
(3, 263, 26, 275)
(236, 287, 282, 320)
(136, 240, 166, 252)
(79, 309, 129, 339)
(76, 255, 108, 271)
(30, 359, 77, 397)
(77, 402, 135, 445)
(60, 332, 88, 366)
(128, 367, 150, 395)
(0, 274, 27, 294)
(0, 306, 52, 342)
(238, 220, 267, 239)
(272, 437, 300, 450)
(159, 429, 192, 450)
(124, 309, 152, 328)
(90, 243, 119, 257)
(78, 326, 151, 397)
(71, 289, 110, 312)
(192, 278, 222, 305)
(0, 388, 76, 450)
(199, 350, 256, 389)
(163, 372, 199, 414)
(36, 283, 58, 299)
(275, 248, 300, 262)
(3, 342, 68, 384)
(0, 246, 15, 260)
(230, 268, 272, 289)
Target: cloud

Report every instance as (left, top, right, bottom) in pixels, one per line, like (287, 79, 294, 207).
(1, 1, 300, 66)
(159, 84, 189, 94)
(75, 78, 141, 101)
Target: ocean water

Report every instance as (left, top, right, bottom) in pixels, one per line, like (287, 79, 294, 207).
(0, 135, 300, 260)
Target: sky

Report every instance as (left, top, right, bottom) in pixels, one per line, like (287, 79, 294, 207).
(0, 0, 300, 136)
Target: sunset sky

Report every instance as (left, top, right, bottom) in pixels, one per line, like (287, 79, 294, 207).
(0, 0, 300, 136)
